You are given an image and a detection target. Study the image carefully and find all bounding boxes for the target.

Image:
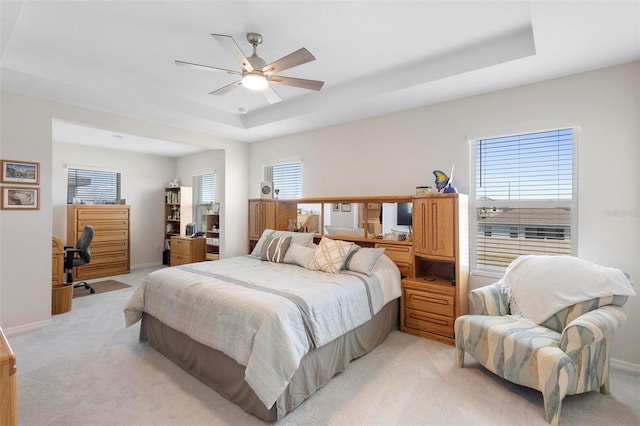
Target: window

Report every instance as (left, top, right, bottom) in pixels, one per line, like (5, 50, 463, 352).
(264, 161, 302, 199)
(470, 128, 576, 273)
(193, 172, 216, 233)
(67, 168, 121, 204)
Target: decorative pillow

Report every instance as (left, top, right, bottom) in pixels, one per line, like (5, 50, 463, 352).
(251, 229, 315, 257)
(261, 236, 292, 263)
(345, 248, 385, 276)
(308, 237, 354, 274)
(283, 242, 316, 268)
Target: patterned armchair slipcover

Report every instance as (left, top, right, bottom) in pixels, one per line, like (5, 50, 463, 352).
(454, 283, 628, 425)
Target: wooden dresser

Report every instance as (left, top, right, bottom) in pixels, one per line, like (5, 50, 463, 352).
(400, 194, 469, 345)
(170, 236, 206, 266)
(67, 205, 130, 280)
(0, 327, 17, 426)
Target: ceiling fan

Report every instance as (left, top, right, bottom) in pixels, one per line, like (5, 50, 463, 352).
(175, 33, 324, 104)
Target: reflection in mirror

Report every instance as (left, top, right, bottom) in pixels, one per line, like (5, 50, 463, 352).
(296, 203, 321, 233)
(323, 203, 366, 238)
(380, 203, 412, 239)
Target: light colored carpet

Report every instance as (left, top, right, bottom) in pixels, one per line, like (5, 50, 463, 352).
(8, 267, 640, 425)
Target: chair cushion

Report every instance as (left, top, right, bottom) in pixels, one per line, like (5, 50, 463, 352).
(456, 315, 561, 391)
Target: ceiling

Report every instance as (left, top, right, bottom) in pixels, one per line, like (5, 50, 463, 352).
(1, 1, 639, 156)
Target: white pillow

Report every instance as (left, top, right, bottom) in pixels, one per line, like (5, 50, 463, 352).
(251, 229, 315, 257)
(283, 242, 316, 268)
(308, 237, 354, 274)
(345, 248, 385, 276)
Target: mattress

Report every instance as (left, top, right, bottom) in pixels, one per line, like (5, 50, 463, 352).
(125, 254, 401, 417)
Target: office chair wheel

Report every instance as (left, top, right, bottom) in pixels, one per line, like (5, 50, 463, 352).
(90, 288, 95, 294)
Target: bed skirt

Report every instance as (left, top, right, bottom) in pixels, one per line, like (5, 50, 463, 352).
(139, 298, 399, 421)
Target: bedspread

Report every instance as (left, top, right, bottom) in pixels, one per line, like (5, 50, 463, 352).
(124, 256, 396, 409)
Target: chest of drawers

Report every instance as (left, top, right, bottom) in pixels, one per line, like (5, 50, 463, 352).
(67, 205, 130, 280)
(170, 236, 206, 266)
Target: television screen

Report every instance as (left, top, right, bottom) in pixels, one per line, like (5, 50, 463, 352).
(397, 202, 412, 226)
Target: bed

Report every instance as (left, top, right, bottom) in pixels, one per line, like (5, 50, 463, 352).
(124, 231, 401, 421)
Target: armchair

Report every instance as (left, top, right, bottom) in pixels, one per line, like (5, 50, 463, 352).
(454, 256, 634, 425)
(64, 225, 95, 294)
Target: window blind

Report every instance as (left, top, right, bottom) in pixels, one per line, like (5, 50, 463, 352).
(67, 168, 121, 204)
(471, 129, 576, 272)
(264, 162, 302, 199)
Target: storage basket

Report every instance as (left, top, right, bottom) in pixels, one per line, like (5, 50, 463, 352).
(52, 284, 73, 314)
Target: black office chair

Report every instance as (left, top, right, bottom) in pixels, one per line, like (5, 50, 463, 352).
(64, 225, 95, 294)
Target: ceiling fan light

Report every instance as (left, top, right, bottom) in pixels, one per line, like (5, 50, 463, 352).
(242, 72, 268, 91)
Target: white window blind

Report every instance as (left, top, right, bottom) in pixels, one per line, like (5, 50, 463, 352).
(470, 128, 576, 273)
(67, 168, 121, 204)
(193, 172, 216, 233)
(264, 162, 302, 199)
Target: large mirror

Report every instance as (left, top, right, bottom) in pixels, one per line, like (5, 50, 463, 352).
(287, 197, 413, 241)
(323, 202, 366, 238)
(295, 203, 322, 233)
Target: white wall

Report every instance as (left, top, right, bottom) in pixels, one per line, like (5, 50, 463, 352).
(0, 92, 249, 333)
(248, 61, 640, 365)
(52, 142, 176, 267)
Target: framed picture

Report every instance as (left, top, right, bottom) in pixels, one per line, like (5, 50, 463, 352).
(1, 160, 40, 185)
(1, 186, 40, 210)
(332, 203, 340, 212)
(341, 203, 351, 212)
(212, 202, 220, 214)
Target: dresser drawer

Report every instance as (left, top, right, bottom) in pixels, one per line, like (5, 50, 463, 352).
(78, 219, 128, 231)
(404, 288, 454, 317)
(79, 230, 128, 243)
(87, 251, 129, 266)
(88, 240, 129, 254)
(75, 261, 129, 280)
(375, 243, 411, 263)
(171, 238, 192, 256)
(77, 208, 129, 221)
(170, 254, 190, 266)
(404, 308, 454, 338)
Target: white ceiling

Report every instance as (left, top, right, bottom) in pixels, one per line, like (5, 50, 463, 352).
(1, 1, 639, 156)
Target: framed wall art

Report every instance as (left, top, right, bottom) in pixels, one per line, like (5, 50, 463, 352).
(341, 203, 351, 212)
(1, 160, 40, 185)
(1, 186, 40, 210)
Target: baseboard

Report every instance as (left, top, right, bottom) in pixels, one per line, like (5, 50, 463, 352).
(611, 358, 640, 374)
(3, 318, 52, 337)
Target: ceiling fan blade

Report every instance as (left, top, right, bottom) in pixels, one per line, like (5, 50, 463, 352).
(263, 48, 315, 75)
(262, 86, 282, 104)
(211, 34, 253, 72)
(209, 80, 242, 95)
(269, 75, 324, 91)
(175, 60, 240, 75)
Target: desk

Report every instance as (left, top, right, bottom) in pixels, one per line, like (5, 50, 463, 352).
(52, 235, 72, 314)
(170, 236, 206, 266)
(0, 327, 17, 425)
(52, 235, 64, 285)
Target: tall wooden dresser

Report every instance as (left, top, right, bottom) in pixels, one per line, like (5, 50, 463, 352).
(67, 205, 130, 280)
(400, 194, 469, 345)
